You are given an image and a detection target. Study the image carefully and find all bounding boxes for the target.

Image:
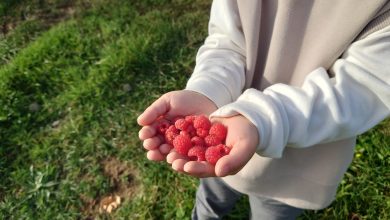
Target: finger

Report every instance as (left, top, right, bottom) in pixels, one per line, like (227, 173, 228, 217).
(143, 137, 162, 150)
(215, 139, 253, 177)
(137, 96, 170, 126)
(171, 159, 187, 172)
(138, 126, 156, 140)
(146, 150, 166, 161)
(159, 144, 172, 155)
(166, 151, 186, 164)
(183, 161, 215, 177)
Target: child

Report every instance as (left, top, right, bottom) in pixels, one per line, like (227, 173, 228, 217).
(138, 0, 390, 219)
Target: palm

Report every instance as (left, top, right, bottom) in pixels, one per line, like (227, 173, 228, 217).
(137, 90, 217, 161)
(162, 91, 217, 119)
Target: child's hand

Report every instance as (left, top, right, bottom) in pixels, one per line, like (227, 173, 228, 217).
(137, 90, 217, 161)
(167, 115, 259, 177)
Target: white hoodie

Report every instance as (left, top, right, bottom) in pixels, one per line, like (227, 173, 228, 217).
(186, 0, 390, 209)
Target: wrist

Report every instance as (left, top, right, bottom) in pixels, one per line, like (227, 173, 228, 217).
(210, 89, 285, 158)
(185, 78, 234, 108)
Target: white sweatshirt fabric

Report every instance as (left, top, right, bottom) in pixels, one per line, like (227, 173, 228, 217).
(186, 0, 390, 209)
(213, 27, 390, 157)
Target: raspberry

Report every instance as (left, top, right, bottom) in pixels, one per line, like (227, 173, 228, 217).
(166, 125, 178, 133)
(165, 132, 178, 145)
(209, 123, 227, 141)
(173, 134, 192, 155)
(186, 125, 197, 136)
(223, 145, 231, 154)
(191, 136, 205, 147)
(165, 125, 179, 145)
(156, 119, 171, 134)
(180, 130, 191, 139)
(196, 128, 208, 138)
(172, 116, 184, 123)
(175, 118, 190, 131)
(185, 115, 196, 123)
(188, 146, 206, 161)
(205, 144, 229, 165)
(204, 134, 222, 147)
(193, 115, 211, 130)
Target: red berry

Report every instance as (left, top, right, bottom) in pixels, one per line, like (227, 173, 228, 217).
(186, 125, 197, 136)
(172, 116, 184, 123)
(166, 125, 178, 133)
(173, 134, 192, 155)
(180, 130, 191, 139)
(204, 134, 222, 147)
(156, 119, 171, 134)
(185, 115, 196, 123)
(205, 144, 229, 165)
(191, 136, 205, 147)
(193, 115, 211, 130)
(223, 145, 231, 154)
(188, 146, 206, 161)
(209, 123, 227, 141)
(196, 128, 208, 138)
(165, 132, 178, 145)
(165, 125, 179, 145)
(175, 118, 190, 131)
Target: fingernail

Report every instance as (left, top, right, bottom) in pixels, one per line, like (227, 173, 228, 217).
(136, 115, 142, 125)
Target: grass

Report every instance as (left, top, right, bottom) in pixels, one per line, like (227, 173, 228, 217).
(0, 0, 389, 219)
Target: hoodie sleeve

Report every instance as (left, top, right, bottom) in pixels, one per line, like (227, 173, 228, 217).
(211, 25, 390, 158)
(185, 0, 246, 108)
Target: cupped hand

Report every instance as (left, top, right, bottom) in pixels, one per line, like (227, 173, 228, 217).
(167, 115, 259, 178)
(137, 90, 217, 161)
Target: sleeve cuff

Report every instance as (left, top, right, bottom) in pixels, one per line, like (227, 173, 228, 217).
(185, 77, 235, 108)
(210, 89, 288, 158)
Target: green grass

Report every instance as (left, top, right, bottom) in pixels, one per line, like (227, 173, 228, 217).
(0, 0, 389, 219)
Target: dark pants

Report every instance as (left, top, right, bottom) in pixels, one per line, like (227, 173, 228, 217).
(192, 177, 304, 220)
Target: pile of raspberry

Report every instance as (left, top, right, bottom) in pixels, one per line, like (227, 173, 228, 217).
(156, 115, 230, 165)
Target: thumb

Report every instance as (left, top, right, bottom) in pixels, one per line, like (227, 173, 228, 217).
(215, 138, 254, 177)
(137, 95, 170, 126)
